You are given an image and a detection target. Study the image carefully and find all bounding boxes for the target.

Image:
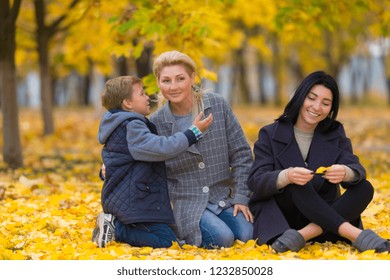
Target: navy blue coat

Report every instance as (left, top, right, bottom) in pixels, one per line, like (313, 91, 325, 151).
(101, 116, 175, 225)
(248, 121, 367, 244)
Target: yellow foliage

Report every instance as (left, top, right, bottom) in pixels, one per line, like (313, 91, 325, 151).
(315, 166, 330, 174)
(0, 107, 390, 260)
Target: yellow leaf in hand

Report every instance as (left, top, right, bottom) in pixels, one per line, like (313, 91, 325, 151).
(315, 166, 330, 174)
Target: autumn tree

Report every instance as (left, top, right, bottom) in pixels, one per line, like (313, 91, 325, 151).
(225, 0, 280, 105)
(58, 1, 131, 107)
(32, 0, 95, 135)
(109, 0, 231, 94)
(12, 0, 390, 114)
(9, 0, 95, 135)
(275, 0, 373, 83)
(0, 0, 24, 168)
(366, 0, 390, 103)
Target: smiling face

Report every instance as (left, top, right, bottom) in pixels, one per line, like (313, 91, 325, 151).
(157, 64, 195, 112)
(295, 84, 333, 132)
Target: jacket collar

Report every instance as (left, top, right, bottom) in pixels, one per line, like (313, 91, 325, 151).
(274, 121, 341, 171)
(159, 94, 213, 155)
(160, 93, 212, 124)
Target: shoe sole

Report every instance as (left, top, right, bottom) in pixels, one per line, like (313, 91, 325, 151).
(271, 240, 289, 253)
(93, 213, 106, 248)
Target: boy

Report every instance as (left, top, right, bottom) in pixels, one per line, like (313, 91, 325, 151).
(92, 76, 212, 248)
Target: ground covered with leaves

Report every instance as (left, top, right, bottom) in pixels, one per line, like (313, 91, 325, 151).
(0, 106, 389, 260)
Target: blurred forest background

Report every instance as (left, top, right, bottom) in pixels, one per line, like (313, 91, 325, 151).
(1, 0, 390, 260)
(1, 0, 390, 168)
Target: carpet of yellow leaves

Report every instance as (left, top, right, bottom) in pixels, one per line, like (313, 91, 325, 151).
(0, 106, 390, 260)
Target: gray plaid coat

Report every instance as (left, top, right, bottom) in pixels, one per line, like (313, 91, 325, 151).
(150, 92, 253, 246)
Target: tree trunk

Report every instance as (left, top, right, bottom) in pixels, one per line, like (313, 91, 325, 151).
(323, 30, 346, 81)
(83, 71, 91, 106)
(35, 0, 54, 135)
(38, 35, 55, 134)
(287, 52, 304, 89)
(136, 45, 153, 78)
(271, 33, 282, 106)
(257, 58, 267, 104)
(0, 0, 23, 168)
(116, 55, 128, 76)
(232, 47, 250, 104)
(350, 57, 359, 105)
(387, 79, 390, 106)
(245, 44, 261, 104)
(381, 53, 390, 105)
(323, 30, 337, 77)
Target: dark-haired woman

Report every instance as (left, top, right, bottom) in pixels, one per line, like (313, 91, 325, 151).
(248, 71, 390, 253)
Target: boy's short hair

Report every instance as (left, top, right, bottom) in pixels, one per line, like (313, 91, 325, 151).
(101, 76, 142, 110)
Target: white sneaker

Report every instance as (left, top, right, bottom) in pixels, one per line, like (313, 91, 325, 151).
(92, 212, 115, 248)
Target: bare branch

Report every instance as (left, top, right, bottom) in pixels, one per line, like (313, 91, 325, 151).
(56, 3, 93, 33)
(48, 0, 82, 37)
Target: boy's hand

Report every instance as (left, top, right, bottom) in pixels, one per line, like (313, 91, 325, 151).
(193, 112, 213, 133)
(101, 163, 106, 178)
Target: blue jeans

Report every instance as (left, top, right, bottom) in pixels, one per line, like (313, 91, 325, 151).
(200, 207, 253, 249)
(114, 220, 178, 248)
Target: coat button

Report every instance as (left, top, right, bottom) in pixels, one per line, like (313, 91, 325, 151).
(218, 201, 226, 207)
(198, 162, 205, 169)
(202, 186, 209, 193)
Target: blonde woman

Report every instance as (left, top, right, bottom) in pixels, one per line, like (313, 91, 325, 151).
(150, 50, 254, 248)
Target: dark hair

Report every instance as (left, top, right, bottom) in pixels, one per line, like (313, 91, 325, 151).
(276, 71, 341, 132)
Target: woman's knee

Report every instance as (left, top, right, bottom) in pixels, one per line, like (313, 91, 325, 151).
(216, 229, 235, 248)
(219, 209, 254, 242)
(202, 229, 235, 249)
(200, 214, 235, 248)
(351, 179, 374, 203)
(362, 180, 374, 200)
(237, 221, 254, 242)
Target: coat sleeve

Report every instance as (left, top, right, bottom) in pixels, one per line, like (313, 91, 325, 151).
(247, 125, 284, 202)
(126, 119, 191, 162)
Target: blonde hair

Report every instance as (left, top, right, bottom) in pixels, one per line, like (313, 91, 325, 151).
(152, 50, 204, 119)
(101, 76, 142, 110)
